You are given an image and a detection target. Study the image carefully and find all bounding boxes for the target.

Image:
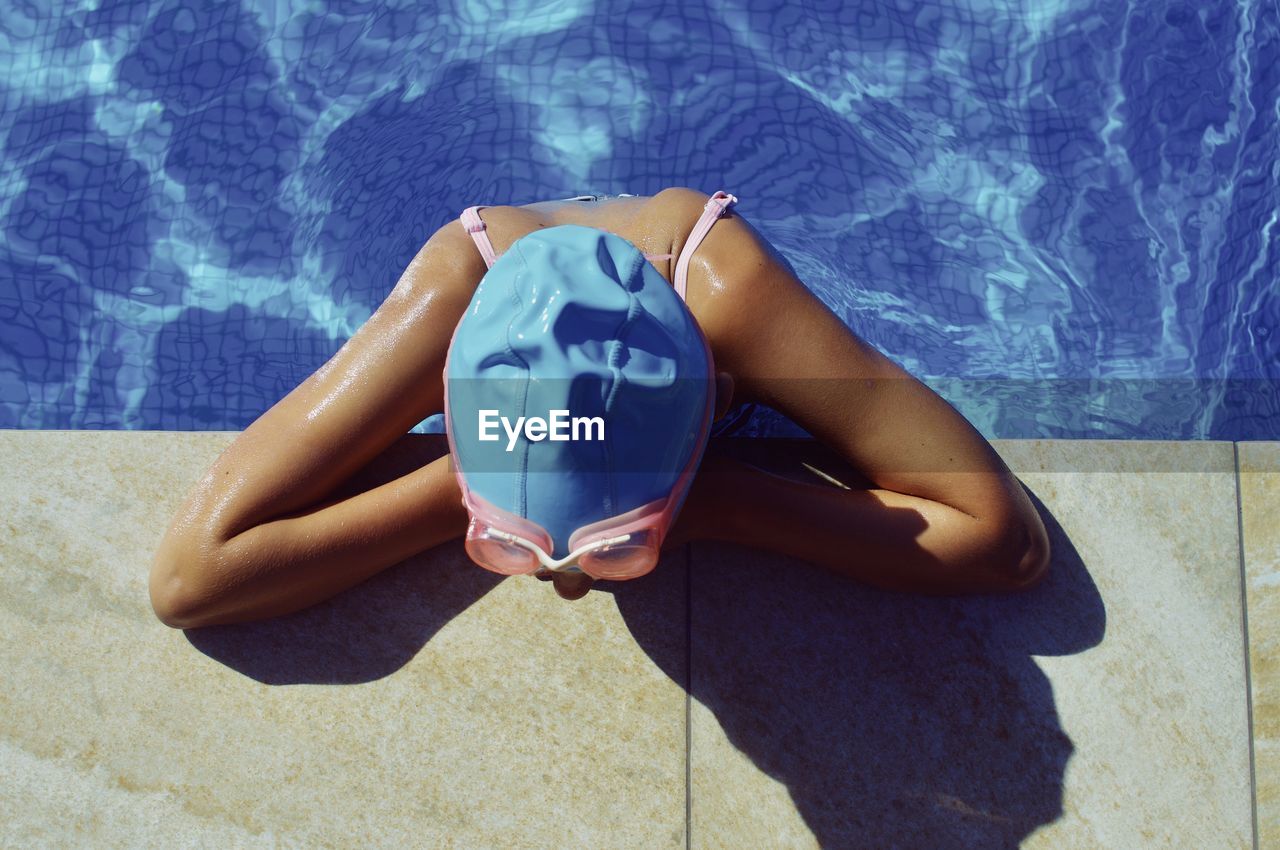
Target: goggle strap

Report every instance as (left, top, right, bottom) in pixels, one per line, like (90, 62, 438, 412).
(489, 528, 631, 572)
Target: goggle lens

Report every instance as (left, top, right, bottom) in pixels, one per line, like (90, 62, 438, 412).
(579, 530, 660, 579)
(465, 521, 541, 575)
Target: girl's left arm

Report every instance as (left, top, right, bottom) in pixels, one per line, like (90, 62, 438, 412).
(149, 222, 480, 628)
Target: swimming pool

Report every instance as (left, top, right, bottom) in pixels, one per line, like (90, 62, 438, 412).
(1, 0, 1276, 438)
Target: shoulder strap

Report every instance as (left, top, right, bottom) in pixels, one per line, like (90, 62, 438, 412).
(673, 191, 738, 302)
(460, 206, 498, 269)
(462, 205, 679, 271)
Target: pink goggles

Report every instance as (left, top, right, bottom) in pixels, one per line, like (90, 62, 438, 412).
(458, 468, 696, 580)
(446, 357, 713, 581)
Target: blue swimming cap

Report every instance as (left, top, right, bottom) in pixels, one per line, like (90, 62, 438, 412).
(445, 224, 714, 558)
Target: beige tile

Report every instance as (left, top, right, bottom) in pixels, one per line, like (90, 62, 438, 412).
(0, 432, 687, 848)
(1240, 441, 1280, 849)
(689, 439, 1251, 849)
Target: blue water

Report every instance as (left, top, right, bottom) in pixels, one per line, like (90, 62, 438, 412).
(0, 0, 1276, 439)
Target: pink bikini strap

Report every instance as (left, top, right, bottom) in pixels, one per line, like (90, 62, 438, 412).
(461, 204, 678, 270)
(460, 206, 498, 269)
(673, 190, 738, 302)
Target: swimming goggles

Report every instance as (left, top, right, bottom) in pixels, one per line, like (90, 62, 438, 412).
(457, 461, 699, 580)
(446, 337, 712, 581)
(443, 336, 713, 581)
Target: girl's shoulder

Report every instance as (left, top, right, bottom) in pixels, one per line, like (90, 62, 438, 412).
(431, 186, 776, 322)
(436, 188, 700, 288)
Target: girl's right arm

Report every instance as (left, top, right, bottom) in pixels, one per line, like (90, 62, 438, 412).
(672, 200, 1049, 594)
(669, 446, 1046, 595)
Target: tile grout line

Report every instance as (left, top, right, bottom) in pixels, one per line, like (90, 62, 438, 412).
(1234, 442, 1260, 850)
(686, 540, 696, 850)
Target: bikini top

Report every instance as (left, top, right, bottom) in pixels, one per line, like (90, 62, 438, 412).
(458, 190, 739, 302)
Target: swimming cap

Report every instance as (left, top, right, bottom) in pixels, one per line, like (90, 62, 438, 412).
(444, 224, 714, 558)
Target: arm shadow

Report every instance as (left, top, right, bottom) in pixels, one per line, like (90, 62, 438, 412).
(608, 472, 1104, 848)
(183, 434, 1103, 848)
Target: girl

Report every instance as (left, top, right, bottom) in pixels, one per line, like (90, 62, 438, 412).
(150, 187, 1049, 624)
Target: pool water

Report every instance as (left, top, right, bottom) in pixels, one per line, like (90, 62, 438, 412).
(0, 0, 1276, 438)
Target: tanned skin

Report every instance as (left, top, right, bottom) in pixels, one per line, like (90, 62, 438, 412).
(149, 187, 1050, 624)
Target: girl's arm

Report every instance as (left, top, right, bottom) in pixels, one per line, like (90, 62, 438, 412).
(668, 445, 1045, 595)
(149, 224, 481, 628)
(669, 190, 1050, 593)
